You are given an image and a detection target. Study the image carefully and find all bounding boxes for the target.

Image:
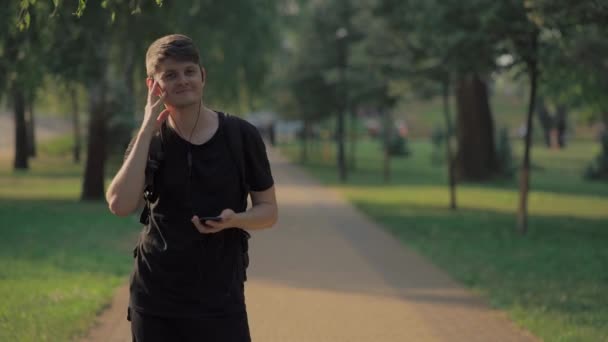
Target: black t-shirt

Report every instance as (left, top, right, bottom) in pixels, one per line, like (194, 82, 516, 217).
(124, 111, 274, 318)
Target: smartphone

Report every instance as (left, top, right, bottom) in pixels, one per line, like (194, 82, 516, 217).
(200, 216, 222, 223)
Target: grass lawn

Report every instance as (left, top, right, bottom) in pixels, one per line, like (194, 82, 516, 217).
(0, 154, 139, 341)
(280, 138, 608, 342)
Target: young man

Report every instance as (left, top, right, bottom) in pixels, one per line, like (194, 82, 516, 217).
(106, 34, 278, 342)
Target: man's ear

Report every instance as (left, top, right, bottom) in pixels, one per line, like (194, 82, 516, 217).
(200, 67, 206, 84)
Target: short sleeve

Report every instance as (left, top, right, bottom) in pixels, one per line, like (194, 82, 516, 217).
(242, 122, 274, 192)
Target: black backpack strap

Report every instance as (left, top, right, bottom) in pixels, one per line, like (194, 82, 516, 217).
(139, 131, 164, 225)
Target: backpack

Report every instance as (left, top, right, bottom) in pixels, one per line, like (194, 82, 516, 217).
(137, 112, 251, 280)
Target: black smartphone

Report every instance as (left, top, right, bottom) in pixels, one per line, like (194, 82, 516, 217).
(199, 216, 222, 223)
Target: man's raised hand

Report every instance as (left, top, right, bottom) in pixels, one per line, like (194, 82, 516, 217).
(143, 78, 170, 133)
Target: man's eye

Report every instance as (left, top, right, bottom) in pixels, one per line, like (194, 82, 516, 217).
(186, 69, 195, 75)
(164, 74, 175, 79)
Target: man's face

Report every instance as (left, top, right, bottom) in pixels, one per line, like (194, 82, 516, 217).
(150, 58, 205, 108)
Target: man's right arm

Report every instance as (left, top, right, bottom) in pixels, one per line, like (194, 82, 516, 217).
(107, 78, 169, 216)
(105, 129, 154, 216)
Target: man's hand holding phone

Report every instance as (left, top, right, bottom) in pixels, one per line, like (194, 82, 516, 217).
(191, 209, 239, 234)
(142, 78, 170, 134)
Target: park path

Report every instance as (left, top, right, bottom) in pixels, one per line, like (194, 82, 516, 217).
(81, 147, 538, 342)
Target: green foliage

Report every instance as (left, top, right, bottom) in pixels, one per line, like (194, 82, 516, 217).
(11, 0, 281, 113)
(1, 0, 49, 100)
(584, 131, 608, 180)
(38, 135, 74, 157)
(522, 1, 608, 126)
(495, 127, 515, 178)
(430, 125, 446, 165)
(274, 0, 347, 121)
(274, 0, 398, 122)
(386, 133, 410, 157)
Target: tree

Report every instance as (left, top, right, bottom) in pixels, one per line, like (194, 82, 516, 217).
(508, 0, 608, 233)
(1, 1, 50, 170)
(348, 4, 402, 183)
(277, 0, 355, 180)
(17, 0, 281, 200)
(367, 0, 460, 204)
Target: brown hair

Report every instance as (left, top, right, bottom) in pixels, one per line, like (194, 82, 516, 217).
(145, 34, 200, 77)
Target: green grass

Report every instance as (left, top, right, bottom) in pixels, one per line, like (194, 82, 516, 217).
(37, 135, 75, 158)
(280, 138, 608, 342)
(0, 154, 140, 341)
(394, 91, 529, 138)
(390, 90, 598, 141)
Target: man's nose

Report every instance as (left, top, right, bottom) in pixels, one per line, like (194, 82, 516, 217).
(176, 73, 189, 84)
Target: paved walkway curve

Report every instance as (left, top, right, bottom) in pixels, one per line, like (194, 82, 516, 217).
(81, 147, 539, 342)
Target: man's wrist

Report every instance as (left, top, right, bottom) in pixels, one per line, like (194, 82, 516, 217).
(138, 125, 155, 140)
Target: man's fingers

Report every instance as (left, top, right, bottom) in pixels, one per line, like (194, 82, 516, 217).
(191, 216, 224, 234)
(147, 79, 157, 102)
(151, 96, 164, 108)
(201, 227, 222, 234)
(156, 109, 170, 125)
(191, 216, 206, 231)
(192, 216, 214, 233)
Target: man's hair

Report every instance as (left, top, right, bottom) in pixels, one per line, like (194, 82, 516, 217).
(145, 34, 200, 77)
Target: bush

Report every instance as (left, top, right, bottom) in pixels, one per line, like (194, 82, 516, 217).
(495, 127, 515, 178)
(386, 130, 411, 157)
(430, 125, 445, 165)
(584, 131, 608, 180)
(39, 134, 74, 157)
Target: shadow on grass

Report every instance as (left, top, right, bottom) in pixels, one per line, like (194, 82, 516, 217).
(0, 198, 140, 277)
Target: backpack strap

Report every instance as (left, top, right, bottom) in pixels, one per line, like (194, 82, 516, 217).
(139, 131, 164, 225)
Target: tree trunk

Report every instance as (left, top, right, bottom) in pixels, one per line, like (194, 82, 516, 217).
(349, 107, 357, 171)
(555, 104, 567, 148)
(26, 94, 36, 158)
(300, 119, 309, 163)
(517, 34, 539, 235)
(455, 74, 498, 181)
(81, 81, 108, 201)
(13, 86, 29, 170)
(383, 148, 391, 183)
(337, 33, 348, 182)
(337, 108, 347, 181)
(382, 108, 391, 183)
(535, 96, 552, 147)
(442, 80, 457, 210)
(70, 85, 82, 163)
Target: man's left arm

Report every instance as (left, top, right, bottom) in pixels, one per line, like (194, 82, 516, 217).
(192, 120, 277, 234)
(192, 186, 277, 233)
(234, 186, 278, 230)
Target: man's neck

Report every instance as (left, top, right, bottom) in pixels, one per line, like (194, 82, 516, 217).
(168, 100, 216, 136)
